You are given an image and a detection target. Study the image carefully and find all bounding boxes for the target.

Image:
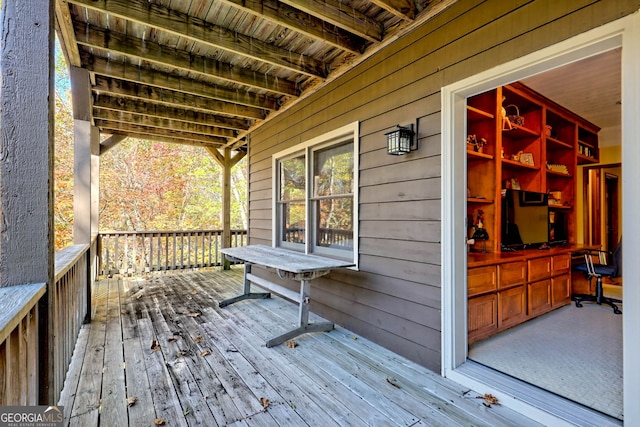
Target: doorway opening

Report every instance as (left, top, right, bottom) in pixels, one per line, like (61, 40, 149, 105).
(441, 13, 640, 426)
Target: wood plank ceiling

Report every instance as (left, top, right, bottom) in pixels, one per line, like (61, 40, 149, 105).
(55, 0, 455, 151)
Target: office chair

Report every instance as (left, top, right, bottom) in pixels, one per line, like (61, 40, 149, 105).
(572, 240, 622, 314)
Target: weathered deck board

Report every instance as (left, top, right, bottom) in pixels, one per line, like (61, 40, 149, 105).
(58, 268, 542, 427)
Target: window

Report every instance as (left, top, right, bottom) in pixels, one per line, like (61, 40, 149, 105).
(273, 123, 359, 263)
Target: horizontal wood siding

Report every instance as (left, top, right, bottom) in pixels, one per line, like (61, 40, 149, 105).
(247, 0, 639, 370)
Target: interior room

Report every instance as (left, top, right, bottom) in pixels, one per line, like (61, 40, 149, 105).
(465, 49, 623, 420)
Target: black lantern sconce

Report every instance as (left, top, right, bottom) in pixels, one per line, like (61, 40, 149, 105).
(385, 124, 417, 155)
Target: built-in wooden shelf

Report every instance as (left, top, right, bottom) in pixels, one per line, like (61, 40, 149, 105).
(467, 197, 494, 204)
(501, 158, 539, 170)
(466, 105, 495, 121)
(467, 150, 494, 160)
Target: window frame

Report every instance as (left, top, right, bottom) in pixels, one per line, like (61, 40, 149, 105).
(272, 122, 359, 266)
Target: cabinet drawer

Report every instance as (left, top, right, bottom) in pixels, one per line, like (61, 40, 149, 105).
(552, 254, 571, 276)
(498, 261, 526, 289)
(528, 257, 551, 282)
(468, 266, 496, 297)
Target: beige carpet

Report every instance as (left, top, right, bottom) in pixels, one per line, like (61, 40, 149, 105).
(469, 289, 623, 420)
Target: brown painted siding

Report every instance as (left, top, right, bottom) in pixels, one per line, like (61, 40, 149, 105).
(246, 0, 640, 371)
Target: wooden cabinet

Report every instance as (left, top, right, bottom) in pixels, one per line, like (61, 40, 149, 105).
(468, 249, 576, 344)
(468, 294, 498, 344)
(466, 82, 600, 252)
(468, 265, 496, 297)
(528, 279, 551, 317)
(552, 274, 571, 307)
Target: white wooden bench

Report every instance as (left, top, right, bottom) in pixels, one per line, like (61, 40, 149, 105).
(219, 245, 355, 347)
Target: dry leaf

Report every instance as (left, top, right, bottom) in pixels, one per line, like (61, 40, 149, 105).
(154, 418, 165, 426)
(194, 336, 203, 343)
(127, 397, 138, 407)
(186, 312, 200, 317)
(260, 397, 270, 409)
(386, 378, 400, 389)
(285, 341, 298, 348)
(200, 350, 211, 357)
(150, 340, 161, 351)
(477, 393, 500, 405)
(167, 337, 178, 343)
(191, 290, 198, 295)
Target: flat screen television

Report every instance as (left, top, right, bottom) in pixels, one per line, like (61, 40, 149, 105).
(501, 189, 550, 250)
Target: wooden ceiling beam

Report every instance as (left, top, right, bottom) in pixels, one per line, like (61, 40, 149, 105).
(68, 0, 327, 78)
(219, 0, 365, 54)
(92, 75, 268, 121)
(279, 0, 383, 42)
(104, 130, 221, 149)
(81, 53, 281, 111)
(54, 0, 81, 67)
(74, 22, 299, 96)
(95, 120, 228, 146)
(368, 0, 416, 21)
(93, 95, 252, 131)
(99, 133, 127, 155)
(92, 109, 237, 139)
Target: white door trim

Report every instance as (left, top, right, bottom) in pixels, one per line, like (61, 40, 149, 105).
(441, 10, 640, 425)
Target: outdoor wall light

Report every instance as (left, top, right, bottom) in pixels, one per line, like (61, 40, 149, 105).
(385, 124, 417, 155)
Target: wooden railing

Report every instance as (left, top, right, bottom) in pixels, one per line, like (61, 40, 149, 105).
(283, 227, 353, 248)
(0, 240, 95, 405)
(98, 229, 248, 276)
(0, 283, 45, 405)
(52, 242, 94, 402)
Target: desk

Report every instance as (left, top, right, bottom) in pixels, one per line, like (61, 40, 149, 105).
(219, 245, 355, 347)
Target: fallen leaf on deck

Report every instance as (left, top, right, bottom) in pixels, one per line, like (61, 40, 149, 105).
(127, 397, 138, 407)
(150, 340, 161, 351)
(476, 393, 500, 405)
(186, 312, 200, 317)
(194, 336, 203, 343)
(260, 397, 270, 409)
(285, 341, 298, 348)
(191, 290, 198, 295)
(167, 337, 178, 343)
(386, 378, 400, 389)
(351, 336, 358, 340)
(200, 350, 211, 357)
(154, 418, 165, 425)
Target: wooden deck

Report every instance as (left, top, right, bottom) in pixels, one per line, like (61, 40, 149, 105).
(58, 267, 541, 427)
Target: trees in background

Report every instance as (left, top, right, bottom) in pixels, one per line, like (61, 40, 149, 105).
(54, 44, 248, 251)
(99, 140, 247, 233)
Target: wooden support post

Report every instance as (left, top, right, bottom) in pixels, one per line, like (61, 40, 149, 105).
(0, 0, 56, 403)
(206, 147, 246, 270)
(71, 66, 100, 322)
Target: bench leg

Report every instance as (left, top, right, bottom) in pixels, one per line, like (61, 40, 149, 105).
(265, 279, 334, 347)
(218, 262, 270, 307)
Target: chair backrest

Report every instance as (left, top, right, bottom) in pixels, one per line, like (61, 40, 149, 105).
(612, 239, 622, 277)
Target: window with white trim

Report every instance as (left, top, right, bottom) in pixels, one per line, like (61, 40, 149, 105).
(273, 123, 358, 263)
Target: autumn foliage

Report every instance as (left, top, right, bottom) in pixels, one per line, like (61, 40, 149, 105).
(54, 45, 247, 251)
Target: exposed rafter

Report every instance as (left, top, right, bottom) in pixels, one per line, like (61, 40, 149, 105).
(92, 76, 268, 121)
(68, 0, 329, 79)
(82, 54, 281, 111)
(73, 22, 300, 96)
(56, 0, 449, 149)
